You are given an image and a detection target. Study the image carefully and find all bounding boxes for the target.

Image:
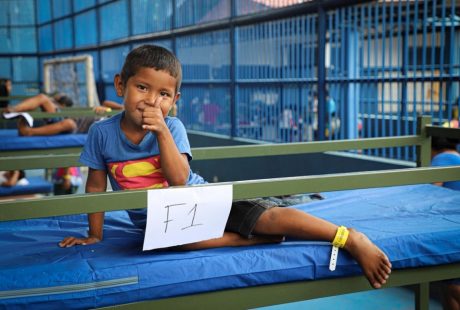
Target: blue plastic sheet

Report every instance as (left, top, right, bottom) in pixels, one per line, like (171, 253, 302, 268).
(0, 130, 87, 151)
(0, 176, 53, 196)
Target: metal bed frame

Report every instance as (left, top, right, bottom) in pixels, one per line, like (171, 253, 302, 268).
(1, 116, 460, 309)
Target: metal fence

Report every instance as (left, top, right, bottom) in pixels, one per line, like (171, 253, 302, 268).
(0, 0, 459, 161)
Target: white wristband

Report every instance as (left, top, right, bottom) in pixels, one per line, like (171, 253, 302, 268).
(329, 245, 339, 271)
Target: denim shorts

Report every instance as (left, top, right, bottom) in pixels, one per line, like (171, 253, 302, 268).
(225, 198, 279, 238)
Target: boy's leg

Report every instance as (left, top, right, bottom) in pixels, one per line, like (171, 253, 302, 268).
(253, 207, 392, 289)
(175, 199, 285, 250)
(175, 232, 283, 251)
(9, 94, 57, 113)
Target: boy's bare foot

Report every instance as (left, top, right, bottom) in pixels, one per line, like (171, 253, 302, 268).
(344, 228, 392, 289)
(17, 117, 32, 136)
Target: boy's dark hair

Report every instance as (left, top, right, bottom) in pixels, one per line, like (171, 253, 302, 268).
(432, 136, 459, 151)
(0, 78, 10, 108)
(120, 45, 182, 92)
(55, 95, 74, 107)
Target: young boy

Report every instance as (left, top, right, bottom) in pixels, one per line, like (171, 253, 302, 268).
(59, 45, 392, 289)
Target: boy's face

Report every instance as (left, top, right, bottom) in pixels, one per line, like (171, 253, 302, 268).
(115, 67, 180, 128)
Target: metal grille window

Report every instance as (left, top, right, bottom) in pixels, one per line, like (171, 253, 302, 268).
(176, 30, 231, 135)
(132, 0, 172, 35)
(175, 0, 230, 28)
(0, 0, 458, 163)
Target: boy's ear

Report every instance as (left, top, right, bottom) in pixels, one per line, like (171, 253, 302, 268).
(173, 92, 181, 103)
(114, 74, 124, 97)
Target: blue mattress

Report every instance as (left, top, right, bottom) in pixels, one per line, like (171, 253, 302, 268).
(0, 176, 53, 196)
(0, 184, 459, 308)
(0, 129, 86, 151)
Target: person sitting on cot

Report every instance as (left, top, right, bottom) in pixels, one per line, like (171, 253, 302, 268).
(59, 44, 392, 289)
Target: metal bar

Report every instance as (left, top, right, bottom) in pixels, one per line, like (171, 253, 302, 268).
(415, 282, 429, 310)
(0, 153, 81, 170)
(426, 126, 460, 139)
(0, 147, 82, 157)
(317, 5, 326, 140)
(26, 109, 120, 119)
(192, 136, 424, 160)
(0, 135, 425, 170)
(97, 262, 460, 310)
(416, 115, 431, 167)
(1, 166, 459, 222)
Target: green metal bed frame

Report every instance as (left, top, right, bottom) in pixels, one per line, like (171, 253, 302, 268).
(1, 116, 460, 309)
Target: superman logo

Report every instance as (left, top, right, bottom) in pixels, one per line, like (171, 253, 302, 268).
(107, 155, 169, 190)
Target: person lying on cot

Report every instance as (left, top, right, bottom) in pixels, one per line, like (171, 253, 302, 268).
(431, 136, 460, 310)
(94, 100, 125, 115)
(59, 44, 392, 289)
(3, 90, 123, 136)
(0, 170, 28, 187)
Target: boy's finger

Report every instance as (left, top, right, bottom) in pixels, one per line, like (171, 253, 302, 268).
(152, 96, 162, 108)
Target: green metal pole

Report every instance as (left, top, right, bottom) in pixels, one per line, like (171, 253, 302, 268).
(416, 115, 431, 167)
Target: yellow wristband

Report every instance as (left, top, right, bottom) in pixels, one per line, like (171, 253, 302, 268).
(332, 226, 349, 248)
(62, 175, 71, 180)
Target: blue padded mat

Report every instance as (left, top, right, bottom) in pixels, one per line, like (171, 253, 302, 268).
(0, 129, 17, 136)
(0, 129, 86, 151)
(0, 176, 53, 196)
(0, 184, 459, 309)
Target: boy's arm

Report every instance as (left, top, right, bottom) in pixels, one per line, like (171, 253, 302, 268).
(94, 100, 124, 114)
(1, 170, 20, 187)
(102, 100, 124, 110)
(59, 168, 107, 247)
(157, 128, 190, 186)
(143, 98, 189, 186)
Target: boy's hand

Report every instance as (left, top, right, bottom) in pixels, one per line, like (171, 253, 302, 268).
(142, 97, 168, 133)
(59, 235, 101, 248)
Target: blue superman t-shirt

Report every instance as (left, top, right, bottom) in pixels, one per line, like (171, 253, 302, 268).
(80, 112, 206, 228)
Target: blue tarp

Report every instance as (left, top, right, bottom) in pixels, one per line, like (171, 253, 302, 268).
(0, 130, 86, 151)
(0, 176, 53, 196)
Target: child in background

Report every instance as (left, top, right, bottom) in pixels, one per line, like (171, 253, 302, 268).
(3, 81, 123, 135)
(3, 92, 78, 135)
(0, 170, 28, 187)
(431, 136, 460, 191)
(53, 167, 83, 195)
(59, 45, 392, 289)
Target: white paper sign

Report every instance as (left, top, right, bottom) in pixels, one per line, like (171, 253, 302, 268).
(3, 112, 34, 127)
(143, 184, 233, 251)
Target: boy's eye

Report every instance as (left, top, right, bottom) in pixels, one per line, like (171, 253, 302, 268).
(160, 91, 171, 97)
(137, 84, 147, 91)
